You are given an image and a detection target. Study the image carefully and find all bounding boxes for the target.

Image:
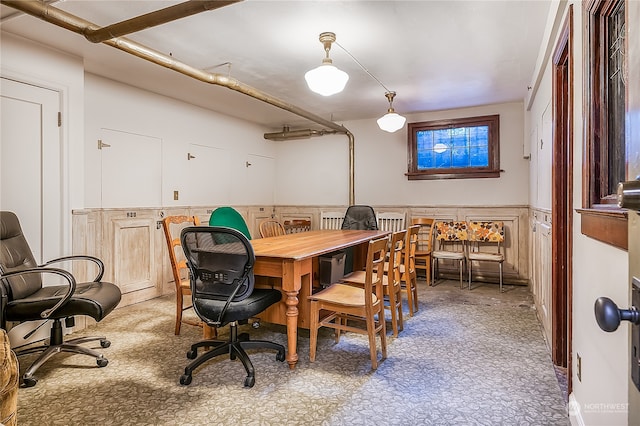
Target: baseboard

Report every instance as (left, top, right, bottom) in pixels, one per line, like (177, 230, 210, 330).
(569, 393, 586, 426)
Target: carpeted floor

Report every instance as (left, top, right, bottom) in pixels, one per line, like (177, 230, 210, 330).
(15, 279, 569, 425)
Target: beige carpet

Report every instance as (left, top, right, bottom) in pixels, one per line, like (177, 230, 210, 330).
(15, 280, 569, 425)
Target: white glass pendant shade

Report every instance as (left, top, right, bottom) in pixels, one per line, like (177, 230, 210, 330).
(377, 111, 407, 133)
(305, 63, 349, 96)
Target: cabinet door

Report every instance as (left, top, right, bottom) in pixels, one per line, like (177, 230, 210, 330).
(102, 210, 163, 306)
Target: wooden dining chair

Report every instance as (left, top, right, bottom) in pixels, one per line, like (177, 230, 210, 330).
(283, 219, 312, 234)
(467, 221, 505, 292)
(432, 221, 468, 289)
(341, 229, 406, 337)
(259, 219, 286, 238)
(399, 225, 420, 316)
(412, 217, 435, 285)
(162, 215, 216, 339)
(308, 236, 388, 369)
(376, 211, 406, 232)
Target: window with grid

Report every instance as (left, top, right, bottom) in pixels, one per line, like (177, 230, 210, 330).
(407, 114, 500, 180)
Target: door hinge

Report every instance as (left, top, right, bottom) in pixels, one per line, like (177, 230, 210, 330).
(98, 139, 112, 150)
(58, 111, 62, 127)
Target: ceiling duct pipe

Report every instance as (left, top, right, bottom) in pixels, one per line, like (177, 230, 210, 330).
(1, 0, 355, 205)
(263, 127, 340, 141)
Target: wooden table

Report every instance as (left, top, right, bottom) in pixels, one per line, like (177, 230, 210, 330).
(251, 229, 389, 369)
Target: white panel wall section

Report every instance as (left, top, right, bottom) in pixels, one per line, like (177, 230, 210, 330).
(182, 143, 231, 206)
(99, 128, 162, 208)
(84, 74, 275, 209)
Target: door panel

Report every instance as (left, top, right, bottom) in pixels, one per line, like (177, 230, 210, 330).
(244, 154, 275, 205)
(0, 78, 61, 263)
(100, 128, 162, 208)
(183, 143, 231, 205)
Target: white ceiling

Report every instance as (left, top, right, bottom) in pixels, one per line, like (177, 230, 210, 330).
(0, 0, 551, 131)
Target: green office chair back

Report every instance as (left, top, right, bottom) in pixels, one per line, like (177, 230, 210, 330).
(208, 207, 252, 240)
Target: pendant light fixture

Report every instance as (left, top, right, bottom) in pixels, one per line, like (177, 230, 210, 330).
(305, 32, 349, 96)
(376, 92, 407, 133)
(306, 32, 406, 132)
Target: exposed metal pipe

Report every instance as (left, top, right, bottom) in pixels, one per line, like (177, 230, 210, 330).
(263, 127, 338, 141)
(83, 1, 241, 43)
(1, 0, 356, 205)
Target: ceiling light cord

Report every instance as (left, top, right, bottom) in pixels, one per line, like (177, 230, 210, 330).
(333, 41, 391, 94)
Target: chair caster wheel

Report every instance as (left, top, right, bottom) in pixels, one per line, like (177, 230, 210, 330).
(22, 376, 37, 388)
(97, 357, 109, 367)
(244, 375, 255, 388)
(276, 351, 285, 362)
(180, 374, 192, 385)
(187, 349, 197, 359)
(252, 321, 260, 329)
(100, 339, 111, 348)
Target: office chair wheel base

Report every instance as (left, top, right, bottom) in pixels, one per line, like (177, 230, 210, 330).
(97, 357, 109, 368)
(22, 376, 37, 388)
(179, 374, 192, 386)
(244, 375, 255, 388)
(276, 351, 285, 362)
(187, 349, 197, 359)
(100, 339, 111, 348)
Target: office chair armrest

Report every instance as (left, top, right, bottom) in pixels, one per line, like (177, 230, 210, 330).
(42, 255, 105, 282)
(0, 267, 76, 319)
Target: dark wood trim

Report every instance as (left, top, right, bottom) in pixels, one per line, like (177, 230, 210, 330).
(406, 114, 500, 180)
(583, 0, 628, 205)
(577, 208, 629, 249)
(551, 6, 573, 394)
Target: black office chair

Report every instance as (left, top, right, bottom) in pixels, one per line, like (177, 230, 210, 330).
(341, 205, 379, 231)
(179, 226, 285, 388)
(0, 211, 122, 387)
(341, 205, 379, 273)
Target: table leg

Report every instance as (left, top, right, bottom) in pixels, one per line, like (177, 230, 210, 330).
(285, 290, 299, 369)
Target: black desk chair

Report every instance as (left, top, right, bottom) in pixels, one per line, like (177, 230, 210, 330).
(341, 205, 379, 274)
(0, 211, 121, 387)
(179, 226, 285, 388)
(341, 205, 379, 231)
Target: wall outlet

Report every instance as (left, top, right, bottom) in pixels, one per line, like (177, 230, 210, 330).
(173, 190, 179, 200)
(577, 353, 582, 382)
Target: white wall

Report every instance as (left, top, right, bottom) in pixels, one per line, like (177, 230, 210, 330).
(84, 74, 277, 208)
(276, 101, 529, 207)
(274, 134, 350, 205)
(526, 3, 630, 425)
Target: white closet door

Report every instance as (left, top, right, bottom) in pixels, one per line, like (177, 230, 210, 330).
(0, 77, 61, 263)
(243, 154, 275, 205)
(99, 128, 162, 208)
(183, 143, 231, 205)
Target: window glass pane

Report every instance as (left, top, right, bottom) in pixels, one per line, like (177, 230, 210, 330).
(607, 2, 626, 195)
(470, 145, 489, 167)
(452, 147, 469, 167)
(417, 151, 435, 170)
(417, 130, 433, 151)
(435, 150, 451, 168)
(451, 128, 467, 149)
